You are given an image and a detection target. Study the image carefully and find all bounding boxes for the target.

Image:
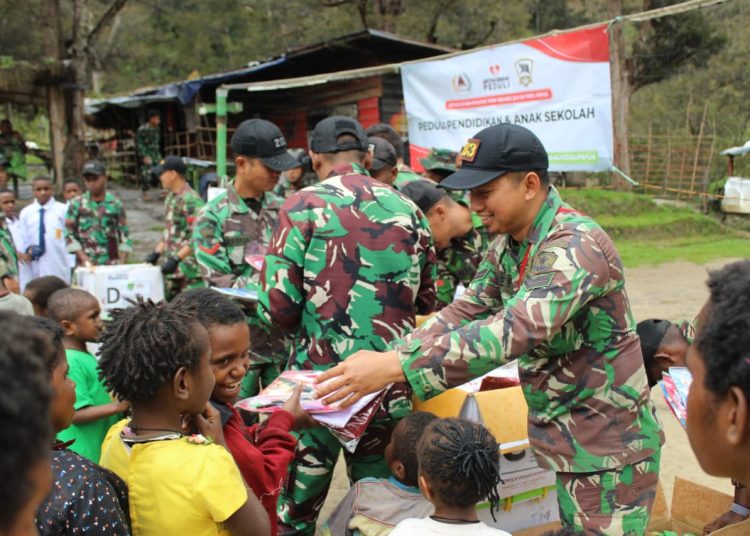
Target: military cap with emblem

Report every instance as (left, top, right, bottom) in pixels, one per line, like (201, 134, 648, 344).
(420, 148, 458, 173)
(440, 124, 548, 190)
(81, 160, 107, 177)
(151, 155, 187, 176)
(367, 136, 397, 171)
(230, 118, 298, 172)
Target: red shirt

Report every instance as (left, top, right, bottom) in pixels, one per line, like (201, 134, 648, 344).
(221, 405, 296, 535)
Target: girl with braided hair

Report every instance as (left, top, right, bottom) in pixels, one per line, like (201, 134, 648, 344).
(391, 418, 510, 536)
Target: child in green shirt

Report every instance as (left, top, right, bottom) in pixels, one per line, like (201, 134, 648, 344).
(48, 288, 128, 462)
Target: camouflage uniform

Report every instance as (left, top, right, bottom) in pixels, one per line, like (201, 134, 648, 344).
(392, 163, 421, 190)
(259, 162, 437, 535)
(272, 171, 318, 199)
(434, 211, 490, 309)
(394, 187, 664, 535)
(192, 181, 287, 397)
(0, 211, 18, 279)
(64, 192, 132, 266)
(162, 183, 205, 300)
(136, 123, 161, 191)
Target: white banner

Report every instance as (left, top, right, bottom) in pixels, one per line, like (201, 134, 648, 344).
(402, 26, 613, 172)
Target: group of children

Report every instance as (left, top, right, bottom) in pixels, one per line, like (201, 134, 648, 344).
(0, 280, 541, 536)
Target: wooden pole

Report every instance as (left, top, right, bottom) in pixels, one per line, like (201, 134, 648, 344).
(607, 6, 632, 186)
(689, 102, 708, 193)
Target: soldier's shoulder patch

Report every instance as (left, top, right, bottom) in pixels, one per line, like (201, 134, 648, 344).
(460, 138, 481, 163)
(531, 250, 558, 274)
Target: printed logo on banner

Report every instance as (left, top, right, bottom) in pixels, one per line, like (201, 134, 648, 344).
(483, 64, 511, 92)
(451, 73, 471, 92)
(515, 59, 534, 86)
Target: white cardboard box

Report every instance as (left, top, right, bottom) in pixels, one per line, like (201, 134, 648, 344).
(73, 264, 164, 316)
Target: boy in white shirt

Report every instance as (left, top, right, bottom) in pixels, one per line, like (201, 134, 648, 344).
(19, 176, 71, 285)
(0, 187, 32, 289)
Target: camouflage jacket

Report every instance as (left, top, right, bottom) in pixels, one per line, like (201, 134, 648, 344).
(392, 164, 421, 190)
(272, 171, 318, 199)
(259, 162, 438, 373)
(163, 183, 204, 283)
(193, 181, 285, 363)
(435, 212, 490, 309)
(64, 192, 132, 265)
(0, 211, 18, 278)
(135, 124, 161, 162)
(394, 187, 664, 473)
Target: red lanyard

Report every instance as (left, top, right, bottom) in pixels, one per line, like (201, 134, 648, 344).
(516, 247, 532, 288)
(515, 206, 581, 289)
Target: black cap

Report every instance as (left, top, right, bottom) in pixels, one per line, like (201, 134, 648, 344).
(151, 155, 186, 176)
(230, 119, 298, 172)
(147, 109, 160, 118)
(400, 179, 447, 214)
(310, 116, 368, 154)
(440, 124, 549, 190)
(368, 137, 397, 171)
(636, 319, 672, 366)
(81, 160, 106, 176)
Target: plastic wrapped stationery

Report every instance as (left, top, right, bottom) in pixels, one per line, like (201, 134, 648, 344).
(235, 370, 386, 452)
(660, 366, 692, 429)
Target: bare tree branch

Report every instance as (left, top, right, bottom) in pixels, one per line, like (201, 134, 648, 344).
(86, 0, 129, 51)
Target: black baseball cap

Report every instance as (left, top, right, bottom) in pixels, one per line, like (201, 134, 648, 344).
(310, 116, 368, 154)
(440, 124, 549, 190)
(151, 155, 186, 176)
(81, 160, 106, 177)
(230, 119, 297, 172)
(400, 179, 447, 214)
(368, 136, 397, 171)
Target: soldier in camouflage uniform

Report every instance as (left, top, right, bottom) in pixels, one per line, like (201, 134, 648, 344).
(259, 116, 437, 536)
(317, 124, 665, 536)
(0, 207, 19, 292)
(272, 148, 318, 198)
(193, 119, 298, 399)
(65, 160, 132, 266)
(365, 123, 421, 190)
(136, 110, 162, 196)
(144, 156, 205, 300)
(401, 179, 490, 309)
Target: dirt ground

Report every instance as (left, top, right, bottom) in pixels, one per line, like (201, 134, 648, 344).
(106, 184, 739, 531)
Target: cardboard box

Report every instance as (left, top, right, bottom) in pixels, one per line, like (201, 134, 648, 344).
(74, 263, 164, 317)
(413, 369, 560, 533)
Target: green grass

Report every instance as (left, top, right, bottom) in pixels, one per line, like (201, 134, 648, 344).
(558, 188, 749, 267)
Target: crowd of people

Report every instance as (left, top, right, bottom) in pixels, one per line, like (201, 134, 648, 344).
(0, 115, 748, 536)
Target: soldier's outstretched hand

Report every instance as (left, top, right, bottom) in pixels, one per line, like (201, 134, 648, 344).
(314, 350, 405, 408)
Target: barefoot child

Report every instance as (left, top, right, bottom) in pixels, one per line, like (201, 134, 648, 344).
(48, 288, 128, 462)
(391, 418, 510, 536)
(98, 297, 270, 536)
(323, 411, 438, 536)
(172, 288, 303, 535)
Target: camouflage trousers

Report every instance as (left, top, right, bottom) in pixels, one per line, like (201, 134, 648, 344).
(277, 382, 411, 535)
(164, 276, 205, 302)
(556, 450, 661, 535)
(276, 419, 396, 536)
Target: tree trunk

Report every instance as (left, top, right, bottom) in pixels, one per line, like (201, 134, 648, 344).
(608, 0, 632, 186)
(41, 0, 67, 191)
(66, 0, 90, 178)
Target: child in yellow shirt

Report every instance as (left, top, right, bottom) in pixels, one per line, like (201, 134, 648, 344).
(97, 297, 270, 536)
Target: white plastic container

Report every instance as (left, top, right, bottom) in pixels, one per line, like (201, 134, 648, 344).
(721, 177, 750, 214)
(73, 263, 164, 317)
